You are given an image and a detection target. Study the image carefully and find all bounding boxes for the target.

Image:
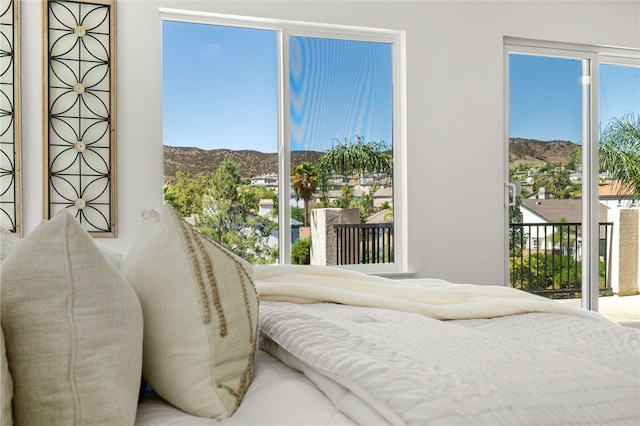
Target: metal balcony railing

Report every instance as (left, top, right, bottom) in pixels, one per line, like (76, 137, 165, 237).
(509, 222, 614, 299)
(333, 221, 613, 300)
(334, 223, 393, 265)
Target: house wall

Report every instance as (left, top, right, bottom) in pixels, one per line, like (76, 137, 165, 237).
(18, 0, 639, 285)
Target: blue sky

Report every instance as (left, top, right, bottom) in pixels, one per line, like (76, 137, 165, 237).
(162, 21, 392, 153)
(162, 21, 279, 152)
(509, 54, 640, 143)
(162, 21, 639, 152)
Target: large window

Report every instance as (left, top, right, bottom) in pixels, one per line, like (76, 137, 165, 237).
(161, 10, 406, 273)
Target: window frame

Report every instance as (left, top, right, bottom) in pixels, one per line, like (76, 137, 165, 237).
(159, 8, 408, 274)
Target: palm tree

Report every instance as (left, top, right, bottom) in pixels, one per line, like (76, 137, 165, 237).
(315, 135, 392, 200)
(292, 162, 317, 226)
(599, 112, 640, 198)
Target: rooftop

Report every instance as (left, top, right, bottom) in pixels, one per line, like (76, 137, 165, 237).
(520, 198, 609, 222)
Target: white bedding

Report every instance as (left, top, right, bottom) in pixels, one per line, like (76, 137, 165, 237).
(255, 265, 606, 321)
(135, 349, 356, 425)
(137, 266, 640, 425)
(260, 302, 640, 426)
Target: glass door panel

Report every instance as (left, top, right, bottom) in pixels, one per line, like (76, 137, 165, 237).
(597, 63, 640, 325)
(508, 53, 588, 304)
(161, 21, 279, 264)
(288, 36, 394, 266)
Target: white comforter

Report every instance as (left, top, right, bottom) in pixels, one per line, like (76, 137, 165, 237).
(255, 265, 606, 321)
(256, 265, 640, 425)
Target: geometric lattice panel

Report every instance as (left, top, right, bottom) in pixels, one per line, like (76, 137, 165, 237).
(0, 0, 21, 234)
(45, 0, 116, 236)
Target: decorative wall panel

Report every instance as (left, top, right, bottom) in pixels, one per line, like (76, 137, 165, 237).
(0, 0, 21, 234)
(44, 0, 116, 236)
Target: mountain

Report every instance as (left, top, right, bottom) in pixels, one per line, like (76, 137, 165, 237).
(163, 146, 324, 182)
(164, 139, 580, 181)
(509, 138, 579, 166)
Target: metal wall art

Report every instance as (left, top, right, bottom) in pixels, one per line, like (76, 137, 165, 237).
(0, 0, 21, 234)
(44, 0, 116, 236)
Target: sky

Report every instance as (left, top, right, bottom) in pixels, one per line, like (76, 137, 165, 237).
(162, 20, 393, 153)
(162, 21, 639, 152)
(509, 54, 640, 144)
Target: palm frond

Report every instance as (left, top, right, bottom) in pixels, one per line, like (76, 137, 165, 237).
(599, 112, 640, 198)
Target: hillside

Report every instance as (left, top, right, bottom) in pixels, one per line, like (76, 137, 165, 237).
(509, 138, 579, 166)
(164, 139, 579, 181)
(163, 146, 324, 181)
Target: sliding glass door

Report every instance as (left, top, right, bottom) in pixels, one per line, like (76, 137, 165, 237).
(506, 40, 639, 323)
(506, 51, 591, 304)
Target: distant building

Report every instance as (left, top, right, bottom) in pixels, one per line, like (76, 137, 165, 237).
(519, 198, 610, 258)
(366, 209, 392, 224)
(520, 198, 609, 223)
(592, 180, 638, 209)
(250, 174, 278, 188)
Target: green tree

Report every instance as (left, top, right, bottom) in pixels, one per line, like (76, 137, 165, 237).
(548, 168, 579, 199)
(291, 238, 311, 265)
(315, 136, 392, 199)
(599, 112, 640, 197)
(292, 162, 317, 226)
(239, 184, 277, 215)
(204, 157, 242, 243)
(356, 189, 375, 222)
(334, 184, 355, 209)
(163, 171, 209, 217)
(532, 173, 550, 194)
(195, 157, 277, 264)
(291, 206, 304, 223)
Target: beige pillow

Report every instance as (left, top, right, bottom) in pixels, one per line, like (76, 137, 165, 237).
(0, 226, 21, 262)
(0, 211, 143, 425)
(121, 204, 259, 419)
(0, 327, 12, 426)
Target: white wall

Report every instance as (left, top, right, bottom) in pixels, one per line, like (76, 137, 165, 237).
(18, 0, 640, 285)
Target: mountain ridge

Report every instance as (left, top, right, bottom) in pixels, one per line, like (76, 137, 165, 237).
(163, 138, 579, 181)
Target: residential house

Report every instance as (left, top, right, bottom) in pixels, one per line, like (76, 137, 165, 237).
(594, 180, 638, 209)
(519, 198, 610, 258)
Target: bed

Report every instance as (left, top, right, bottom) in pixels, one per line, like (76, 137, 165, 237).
(2, 207, 638, 426)
(136, 265, 640, 426)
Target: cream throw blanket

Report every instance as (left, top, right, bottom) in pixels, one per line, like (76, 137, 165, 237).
(255, 265, 606, 322)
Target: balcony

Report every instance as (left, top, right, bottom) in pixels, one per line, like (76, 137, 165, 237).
(334, 223, 393, 265)
(509, 222, 614, 299)
(319, 210, 638, 326)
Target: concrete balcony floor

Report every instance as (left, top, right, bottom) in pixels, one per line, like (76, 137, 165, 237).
(560, 294, 640, 328)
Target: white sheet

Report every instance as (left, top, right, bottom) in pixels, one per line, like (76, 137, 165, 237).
(135, 350, 356, 425)
(260, 301, 640, 426)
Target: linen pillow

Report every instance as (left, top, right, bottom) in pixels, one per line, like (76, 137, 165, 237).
(0, 327, 12, 426)
(0, 226, 21, 262)
(120, 203, 259, 419)
(0, 211, 143, 425)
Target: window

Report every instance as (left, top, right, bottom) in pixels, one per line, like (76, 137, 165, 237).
(161, 10, 406, 273)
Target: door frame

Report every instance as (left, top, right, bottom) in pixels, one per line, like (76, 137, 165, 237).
(504, 38, 605, 311)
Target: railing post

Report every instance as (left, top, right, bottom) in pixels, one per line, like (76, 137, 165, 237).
(311, 208, 360, 266)
(608, 209, 639, 296)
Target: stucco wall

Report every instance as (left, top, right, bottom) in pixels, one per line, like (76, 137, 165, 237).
(17, 0, 640, 285)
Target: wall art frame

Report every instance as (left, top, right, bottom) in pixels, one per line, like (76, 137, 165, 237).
(0, 0, 22, 235)
(43, 0, 116, 236)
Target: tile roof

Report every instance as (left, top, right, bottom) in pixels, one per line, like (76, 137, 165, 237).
(520, 198, 609, 222)
(365, 208, 393, 224)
